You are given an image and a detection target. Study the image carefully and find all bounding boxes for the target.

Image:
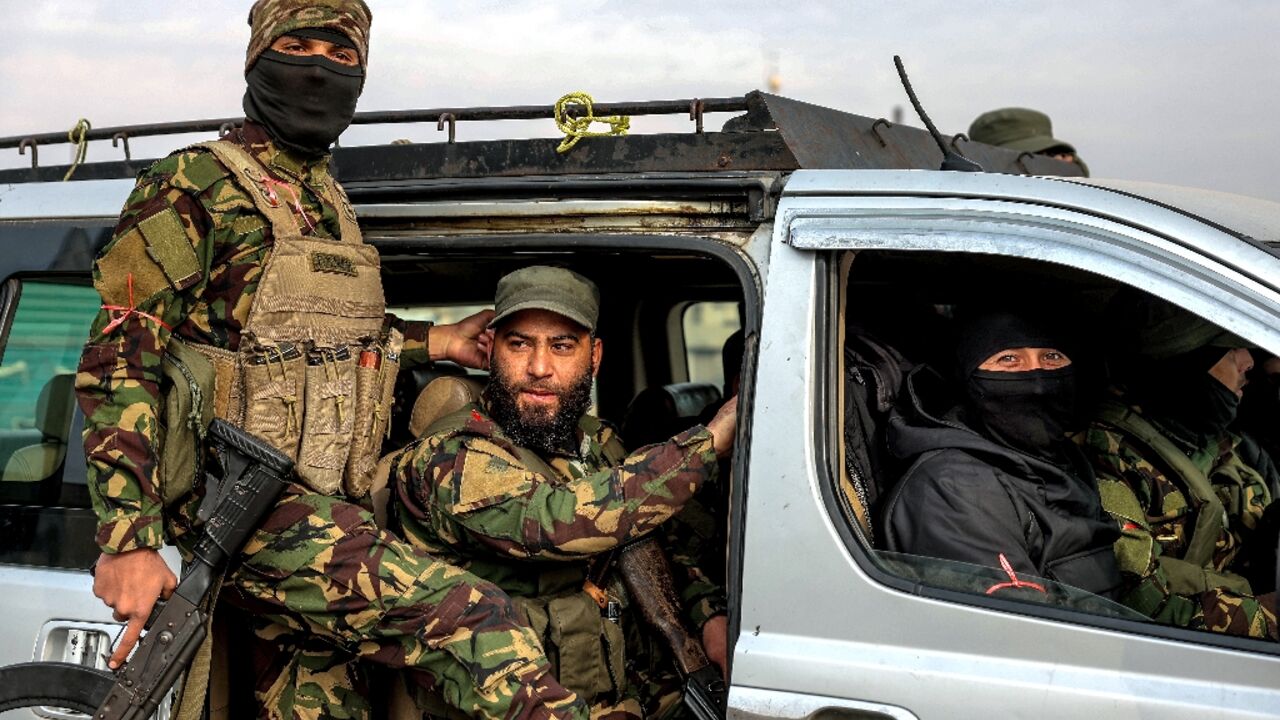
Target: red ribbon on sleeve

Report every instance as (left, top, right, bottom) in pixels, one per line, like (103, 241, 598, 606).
(101, 273, 174, 334)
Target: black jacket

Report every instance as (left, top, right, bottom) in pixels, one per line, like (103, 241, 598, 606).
(881, 367, 1122, 598)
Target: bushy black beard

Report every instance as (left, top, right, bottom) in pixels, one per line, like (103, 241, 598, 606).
(484, 361, 595, 455)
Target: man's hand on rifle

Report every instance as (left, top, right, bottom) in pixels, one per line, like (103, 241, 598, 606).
(93, 548, 177, 669)
(701, 614, 729, 679)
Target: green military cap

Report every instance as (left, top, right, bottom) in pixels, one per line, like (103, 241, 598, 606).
(245, 0, 372, 73)
(489, 266, 601, 332)
(969, 107, 1076, 155)
(1115, 290, 1249, 360)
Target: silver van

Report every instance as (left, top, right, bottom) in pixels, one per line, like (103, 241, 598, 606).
(0, 93, 1277, 718)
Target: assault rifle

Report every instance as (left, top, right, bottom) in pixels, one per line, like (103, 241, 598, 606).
(618, 537, 728, 720)
(94, 419, 294, 720)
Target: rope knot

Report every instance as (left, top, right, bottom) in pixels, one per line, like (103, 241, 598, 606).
(553, 92, 630, 154)
(64, 118, 91, 182)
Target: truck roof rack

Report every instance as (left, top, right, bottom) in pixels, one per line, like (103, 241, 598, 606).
(0, 91, 1082, 185)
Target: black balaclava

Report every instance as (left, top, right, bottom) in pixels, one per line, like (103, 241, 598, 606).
(1134, 346, 1240, 440)
(243, 28, 364, 156)
(1241, 353, 1280, 439)
(955, 312, 1079, 461)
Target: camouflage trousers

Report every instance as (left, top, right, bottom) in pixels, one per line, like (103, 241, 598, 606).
(1198, 590, 1278, 641)
(223, 488, 588, 720)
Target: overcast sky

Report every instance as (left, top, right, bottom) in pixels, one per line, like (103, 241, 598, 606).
(2, 1, 1277, 201)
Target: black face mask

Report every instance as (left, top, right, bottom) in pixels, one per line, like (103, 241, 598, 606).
(1135, 348, 1242, 440)
(1160, 373, 1241, 438)
(243, 50, 363, 156)
(967, 367, 1078, 460)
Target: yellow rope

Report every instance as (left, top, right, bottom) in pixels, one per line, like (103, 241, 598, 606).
(553, 92, 629, 154)
(64, 118, 91, 181)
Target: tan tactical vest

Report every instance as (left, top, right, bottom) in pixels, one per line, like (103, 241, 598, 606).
(187, 140, 399, 498)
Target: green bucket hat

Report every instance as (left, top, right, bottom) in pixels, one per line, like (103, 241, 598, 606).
(1115, 291, 1250, 361)
(245, 0, 372, 73)
(489, 266, 601, 333)
(969, 107, 1076, 155)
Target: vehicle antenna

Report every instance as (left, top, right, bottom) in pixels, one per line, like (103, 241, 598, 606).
(893, 55, 983, 172)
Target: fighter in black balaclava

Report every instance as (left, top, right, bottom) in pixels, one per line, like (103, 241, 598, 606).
(953, 311, 1080, 462)
(1112, 291, 1255, 445)
(242, 0, 371, 155)
(882, 310, 1121, 598)
(1130, 346, 1246, 442)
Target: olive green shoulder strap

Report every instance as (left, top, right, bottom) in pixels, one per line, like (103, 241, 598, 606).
(422, 406, 479, 442)
(1096, 400, 1225, 568)
(581, 415, 629, 466)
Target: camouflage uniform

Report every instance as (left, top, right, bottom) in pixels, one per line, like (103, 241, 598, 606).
(1079, 398, 1277, 639)
(393, 404, 720, 719)
(75, 121, 586, 719)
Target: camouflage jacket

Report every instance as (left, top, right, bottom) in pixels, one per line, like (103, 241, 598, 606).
(75, 122, 431, 555)
(1080, 399, 1277, 639)
(393, 403, 723, 628)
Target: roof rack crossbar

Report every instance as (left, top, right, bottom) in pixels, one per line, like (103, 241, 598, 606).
(0, 96, 749, 151)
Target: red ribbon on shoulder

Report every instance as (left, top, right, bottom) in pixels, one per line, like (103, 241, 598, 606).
(984, 553, 1047, 596)
(261, 175, 317, 234)
(101, 273, 173, 334)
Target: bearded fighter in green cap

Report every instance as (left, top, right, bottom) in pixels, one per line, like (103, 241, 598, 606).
(392, 266, 738, 719)
(75, 2, 589, 718)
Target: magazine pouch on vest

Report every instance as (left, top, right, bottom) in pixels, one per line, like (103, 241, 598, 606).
(345, 328, 404, 497)
(157, 338, 216, 507)
(189, 140, 387, 497)
(512, 574, 627, 704)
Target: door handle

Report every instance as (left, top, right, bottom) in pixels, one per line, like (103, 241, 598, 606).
(729, 685, 918, 720)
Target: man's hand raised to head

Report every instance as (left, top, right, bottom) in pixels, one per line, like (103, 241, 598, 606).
(93, 548, 177, 669)
(430, 309, 497, 370)
(706, 395, 738, 459)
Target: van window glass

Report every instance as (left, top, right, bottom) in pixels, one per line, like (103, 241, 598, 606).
(0, 278, 100, 569)
(832, 248, 1280, 647)
(387, 304, 490, 327)
(0, 280, 99, 487)
(683, 302, 740, 390)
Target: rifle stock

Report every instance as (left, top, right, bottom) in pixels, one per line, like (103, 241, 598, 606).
(617, 537, 727, 720)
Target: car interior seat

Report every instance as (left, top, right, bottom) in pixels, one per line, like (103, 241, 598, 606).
(620, 382, 722, 448)
(369, 374, 485, 529)
(388, 361, 470, 449)
(3, 374, 76, 485)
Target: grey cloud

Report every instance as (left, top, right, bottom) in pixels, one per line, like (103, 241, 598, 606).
(1, 0, 1278, 201)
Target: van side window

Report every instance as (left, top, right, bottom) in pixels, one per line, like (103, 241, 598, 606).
(0, 278, 101, 568)
(682, 301, 740, 390)
(833, 251, 1153, 620)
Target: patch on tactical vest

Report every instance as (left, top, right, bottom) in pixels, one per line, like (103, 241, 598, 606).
(138, 206, 202, 290)
(310, 251, 358, 277)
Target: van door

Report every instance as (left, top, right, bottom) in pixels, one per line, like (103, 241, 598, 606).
(728, 172, 1280, 720)
(0, 217, 178, 720)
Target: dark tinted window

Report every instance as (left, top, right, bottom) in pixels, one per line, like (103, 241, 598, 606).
(0, 278, 100, 568)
